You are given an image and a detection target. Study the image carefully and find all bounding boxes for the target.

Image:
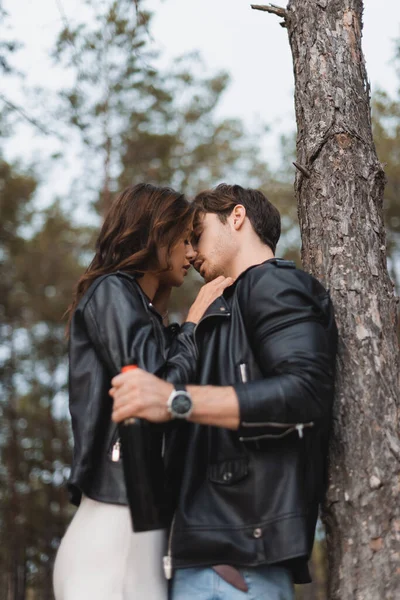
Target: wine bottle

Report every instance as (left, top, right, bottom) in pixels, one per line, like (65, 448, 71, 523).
(118, 356, 170, 532)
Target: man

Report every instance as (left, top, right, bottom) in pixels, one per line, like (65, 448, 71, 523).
(110, 184, 338, 599)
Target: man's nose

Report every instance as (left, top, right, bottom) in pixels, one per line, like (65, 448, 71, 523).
(186, 243, 197, 263)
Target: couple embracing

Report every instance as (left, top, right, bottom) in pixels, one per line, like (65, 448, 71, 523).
(53, 182, 337, 600)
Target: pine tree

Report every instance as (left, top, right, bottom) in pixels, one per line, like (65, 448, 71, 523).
(252, 2, 400, 598)
(0, 160, 92, 598)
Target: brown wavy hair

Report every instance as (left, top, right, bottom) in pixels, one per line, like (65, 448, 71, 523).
(66, 183, 193, 332)
(193, 184, 281, 253)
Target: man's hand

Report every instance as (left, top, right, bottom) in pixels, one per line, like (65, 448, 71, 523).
(110, 369, 173, 423)
(110, 370, 240, 429)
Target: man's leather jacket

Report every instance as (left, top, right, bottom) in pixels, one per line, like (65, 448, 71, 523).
(67, 271, 196, 506)
(164, 259, 338, 584)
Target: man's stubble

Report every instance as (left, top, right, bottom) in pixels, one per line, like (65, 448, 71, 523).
(204, 230, 235, 283)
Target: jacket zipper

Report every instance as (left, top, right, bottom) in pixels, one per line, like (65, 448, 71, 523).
(111, 439, 121, 461)
(239, 362, 248, 383)
(239, 422, 314, 441)
(162, 308, 230, 580)
(161, 432, 166, 458)
(163, 512, 176, 580)
(109, 425, 121, 462)
(241, 420, 315, 433)
(238, 363, 314, 440)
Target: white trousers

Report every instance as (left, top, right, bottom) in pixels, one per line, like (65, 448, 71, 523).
(53, 496, 168, 600)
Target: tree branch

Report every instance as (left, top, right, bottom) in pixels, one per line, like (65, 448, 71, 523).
(251, 4, 287, 18)
(0, 94, 61, 137)
(293, 161, 311, 178)
(251, 4, 287, 27)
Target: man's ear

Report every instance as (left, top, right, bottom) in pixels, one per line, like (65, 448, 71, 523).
(230, 205, 246, 231)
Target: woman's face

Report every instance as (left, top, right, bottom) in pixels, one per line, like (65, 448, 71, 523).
(158, 236, 196, 287)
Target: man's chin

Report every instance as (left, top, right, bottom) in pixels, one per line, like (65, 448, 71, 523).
(204, 269, 223, 283)
(202, 268, 213, 283)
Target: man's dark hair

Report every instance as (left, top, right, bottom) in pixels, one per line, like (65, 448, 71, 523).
(192, 184, 281, 253)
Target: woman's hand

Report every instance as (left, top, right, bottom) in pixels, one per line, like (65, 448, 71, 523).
(186, 276, 234, 324)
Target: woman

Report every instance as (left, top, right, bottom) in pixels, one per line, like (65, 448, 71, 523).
(53, 183, 231, 600)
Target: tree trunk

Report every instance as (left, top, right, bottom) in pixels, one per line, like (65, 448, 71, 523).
(254, 1, 400, 597)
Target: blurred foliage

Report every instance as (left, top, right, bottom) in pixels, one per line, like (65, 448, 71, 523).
(372, 89, 400, 287)
(0, 0, 399, 598)
(0, 1, 20, 75)
(51, 0, 292, 217)
(0, 159, 92, 597)
(0, 2, 298, 597)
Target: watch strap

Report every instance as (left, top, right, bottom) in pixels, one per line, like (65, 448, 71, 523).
(174, 384, 187, 392)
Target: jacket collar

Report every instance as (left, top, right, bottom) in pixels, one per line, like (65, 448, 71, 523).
(222, 257, 295, 292)
(200, 294, 231, 320)
(198, 258, 294, 322)
(116, 271, 163, 321)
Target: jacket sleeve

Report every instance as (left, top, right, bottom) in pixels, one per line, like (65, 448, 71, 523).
(83, 274, 197, 383)
(233, 266, 337, 428)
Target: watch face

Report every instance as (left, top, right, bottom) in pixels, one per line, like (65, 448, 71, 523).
(172, 393, 192, 416)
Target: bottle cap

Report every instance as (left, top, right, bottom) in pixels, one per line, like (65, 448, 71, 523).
(122, 356, 137, 367)
(121, 356, 137, 373)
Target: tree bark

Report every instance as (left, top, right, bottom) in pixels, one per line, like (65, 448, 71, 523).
(255, 1, 400, 598)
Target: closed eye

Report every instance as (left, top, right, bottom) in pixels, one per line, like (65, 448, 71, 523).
(190, 231, 202, 247)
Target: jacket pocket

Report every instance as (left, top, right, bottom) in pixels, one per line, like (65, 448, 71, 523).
(208, 458, 249, 485)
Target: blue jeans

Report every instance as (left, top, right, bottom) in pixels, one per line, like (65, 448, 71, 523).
(171, 565, 295, 600)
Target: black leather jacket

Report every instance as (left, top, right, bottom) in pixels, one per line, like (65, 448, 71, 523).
(67, 271, 196, 506)
(164, 259, 337, 584)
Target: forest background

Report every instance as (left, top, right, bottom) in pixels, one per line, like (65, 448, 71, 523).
(0, 0, 399, 598)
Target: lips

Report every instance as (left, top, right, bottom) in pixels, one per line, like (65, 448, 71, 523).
(193, 260, 203, 273)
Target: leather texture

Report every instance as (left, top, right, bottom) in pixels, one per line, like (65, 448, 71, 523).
(165, 259, 338, 584)
(67, 271, 197, 510)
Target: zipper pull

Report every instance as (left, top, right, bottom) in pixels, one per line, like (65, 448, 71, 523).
(163, 555, 173, 580)
(239, 363, 248, 384)
(296, 424, 304, 439)
(111, 440, 121, 462)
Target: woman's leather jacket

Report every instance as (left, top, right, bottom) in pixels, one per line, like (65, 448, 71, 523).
(67, 271, 196, 507)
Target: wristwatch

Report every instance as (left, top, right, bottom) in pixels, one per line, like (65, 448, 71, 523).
(167, 384, 193, 419)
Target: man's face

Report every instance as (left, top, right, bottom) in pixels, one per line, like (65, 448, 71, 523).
(192, 212, 236, 282)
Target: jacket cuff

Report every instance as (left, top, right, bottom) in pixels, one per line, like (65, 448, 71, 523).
(233, 382, 255, 426)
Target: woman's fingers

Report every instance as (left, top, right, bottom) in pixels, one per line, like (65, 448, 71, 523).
(201, 276, 233, 300)
(216, 277, 234, 290)
(186, 276, 234, 323)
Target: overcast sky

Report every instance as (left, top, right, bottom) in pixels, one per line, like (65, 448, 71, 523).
(2, 0, 400, 196)
(149, 0, 400, 137)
